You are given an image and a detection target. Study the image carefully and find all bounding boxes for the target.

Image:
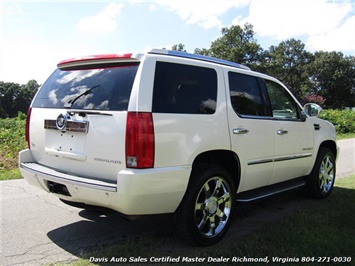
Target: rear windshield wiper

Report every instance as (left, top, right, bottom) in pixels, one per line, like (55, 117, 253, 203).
(64, 84, 100, 108)
(67, 110, 112, 117)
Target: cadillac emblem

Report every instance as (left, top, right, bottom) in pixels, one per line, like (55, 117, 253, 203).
(56, 113, 70, 132)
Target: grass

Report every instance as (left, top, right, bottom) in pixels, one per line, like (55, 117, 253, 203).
(0, 116, 26, 180)
(337, 132, 355, 140)
(53, 175, 355, 266)
(0, 169, 22, 181)
(0, 116, 27, 174)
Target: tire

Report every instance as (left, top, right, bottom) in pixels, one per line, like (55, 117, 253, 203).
(305, 147, 336, 199)
(172, 164, 235, 246)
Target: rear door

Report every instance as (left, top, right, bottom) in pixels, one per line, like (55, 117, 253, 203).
(225, 70, 275, 192)
(29, 59, 140, 182)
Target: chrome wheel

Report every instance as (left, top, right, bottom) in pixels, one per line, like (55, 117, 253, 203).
(194, 176, 232, 238)
(305, 147, 336, 199)
(318, 154, 335, 195)
(172, 165, 235, 245)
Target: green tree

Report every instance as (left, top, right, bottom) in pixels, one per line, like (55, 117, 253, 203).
(0, 82, 21, 118)
(194, 23, 264, 71)
(194, 47, 211, 56)
(172, 43, 187, 52)
(0, 80, 39, 118)
(264, 39, 313, 100)
(307, 52, 355, 108)
(17, 80, 39, 114)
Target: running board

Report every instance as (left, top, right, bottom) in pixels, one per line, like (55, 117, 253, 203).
(236, 178, 306, 202)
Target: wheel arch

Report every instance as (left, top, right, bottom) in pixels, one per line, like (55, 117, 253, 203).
(318, 140, 338, 159)
(192, 150, 241, 191)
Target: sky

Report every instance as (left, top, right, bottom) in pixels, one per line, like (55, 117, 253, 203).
(1, 0, 354, 85)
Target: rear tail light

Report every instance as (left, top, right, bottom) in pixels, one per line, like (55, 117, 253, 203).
(25, 107, 32, 149)
(125, 112, 155, 168)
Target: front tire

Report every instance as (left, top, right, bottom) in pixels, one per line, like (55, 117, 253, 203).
(305, 147, 336, 199)
(173, 165, 235, 246)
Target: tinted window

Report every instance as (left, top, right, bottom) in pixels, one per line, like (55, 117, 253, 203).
(33, 65, 138, 110)
(265, 80, 298, 119)
(228, 72, 264, 116)
(152, 62, 217, 114)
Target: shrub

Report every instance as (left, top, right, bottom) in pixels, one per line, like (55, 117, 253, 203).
(319, 109, 355, 134)
(0, 115, 27, 170)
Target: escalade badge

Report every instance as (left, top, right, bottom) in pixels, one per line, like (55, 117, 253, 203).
(56, 113, 70, 132)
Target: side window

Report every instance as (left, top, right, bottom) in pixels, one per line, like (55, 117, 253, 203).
(152, 62, 217, 114)
(228, 72, 264, 116)
(265, 80, 298, 119)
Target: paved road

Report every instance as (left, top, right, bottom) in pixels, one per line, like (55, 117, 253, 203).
(336, 138, 354, 178)
(1, 139, 354, 265)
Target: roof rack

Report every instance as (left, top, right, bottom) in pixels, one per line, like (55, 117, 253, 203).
(149, 49, 250, 71)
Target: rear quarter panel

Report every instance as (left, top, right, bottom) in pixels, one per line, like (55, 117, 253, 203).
(132, 56, 231, 168)
(153, 111, 231, 168)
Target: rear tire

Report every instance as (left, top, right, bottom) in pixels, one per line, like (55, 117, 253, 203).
(305, 147, 336, 199)
(172, 164, 235, 246)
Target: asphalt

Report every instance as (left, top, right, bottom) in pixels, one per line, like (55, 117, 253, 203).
(336, 138, 354, 178)
(0, 139, 353, 265)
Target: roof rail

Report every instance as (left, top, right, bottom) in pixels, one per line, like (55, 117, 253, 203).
(149, 49, 250, 71)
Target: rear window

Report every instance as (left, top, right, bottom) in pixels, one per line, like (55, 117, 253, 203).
(152, 62, 217, 114)
(33, 64, 139, 110)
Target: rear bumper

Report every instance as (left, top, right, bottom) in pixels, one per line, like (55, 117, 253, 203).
(19, 149, 190, 215)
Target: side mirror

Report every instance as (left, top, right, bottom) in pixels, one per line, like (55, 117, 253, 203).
(304, 103, 322, 117)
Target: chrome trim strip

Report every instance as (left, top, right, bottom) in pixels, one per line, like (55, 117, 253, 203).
(274, 153, 312, 162)
(44, 119, 89, 133)
(248, 159, 273, 165)
(20, 162, 117, 192)
(248, 153, 312, 165)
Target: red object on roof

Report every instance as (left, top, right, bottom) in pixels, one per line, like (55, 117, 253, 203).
(57, 53, 133, 67)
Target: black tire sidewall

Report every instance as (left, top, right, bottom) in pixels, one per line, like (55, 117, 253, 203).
(173, 164, 236, 246)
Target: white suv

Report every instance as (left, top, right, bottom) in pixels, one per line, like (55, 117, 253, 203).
(20, 49, 337, 245)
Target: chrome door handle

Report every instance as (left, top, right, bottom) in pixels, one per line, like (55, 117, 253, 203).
(277, 129, 288, 135)
(233, 128, 249, 134)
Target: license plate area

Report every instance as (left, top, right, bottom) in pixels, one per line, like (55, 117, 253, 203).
(45, 130, 86, 155)
(44, 118, 88, 155)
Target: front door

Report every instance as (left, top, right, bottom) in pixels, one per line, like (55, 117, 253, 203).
(264, 80, 314, 184)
